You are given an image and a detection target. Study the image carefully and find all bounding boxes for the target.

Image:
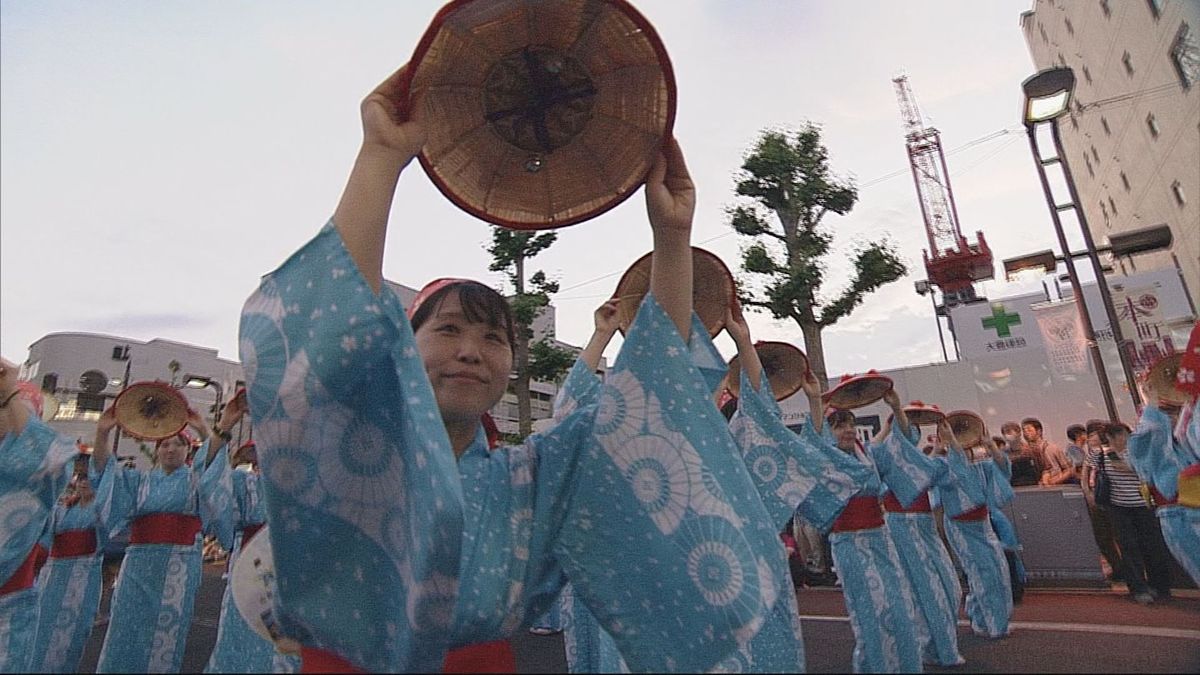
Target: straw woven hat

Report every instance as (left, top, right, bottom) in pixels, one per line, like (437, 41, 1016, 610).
(822, 371, 893, 411)
(113, 381, 189, 441)
(903, 401, 946, 427)
(405, 0, 676, 229)
(1146, 353, 1189, 406)
(945, 409, 986, 449)
(614, 247, 735, 336)
(725, 342, 808, 401)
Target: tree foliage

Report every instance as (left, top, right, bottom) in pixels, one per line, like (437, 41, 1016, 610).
(729, 124, 907, 387)
(487, 229, 575, 437)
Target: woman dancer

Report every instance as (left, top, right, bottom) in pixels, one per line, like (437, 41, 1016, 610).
(943, 430, 1012, 638)
(240, 61, 787, 673)
(92, 405, 229, 673)
(29, 452, 113, 671)
(1128, 371, 1200, 586)
(810, 386, 936, 673)
(0, 359, 77, 673)
(882, 414, 970, 667)
(204, 396, 299, 673)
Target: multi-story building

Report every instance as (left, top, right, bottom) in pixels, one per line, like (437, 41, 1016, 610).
(1021, 0, 1199, 298)
(21, 281, 593, 465)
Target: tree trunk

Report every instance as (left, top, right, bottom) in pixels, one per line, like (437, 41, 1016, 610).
(799, 322, 829, 392)
(515, 256, 532, 438)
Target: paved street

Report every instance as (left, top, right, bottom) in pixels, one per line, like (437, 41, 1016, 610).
(76, 563, 1200, 673)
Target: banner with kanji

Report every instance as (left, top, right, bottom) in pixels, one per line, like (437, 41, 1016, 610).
(1032, 299, 1089, 377)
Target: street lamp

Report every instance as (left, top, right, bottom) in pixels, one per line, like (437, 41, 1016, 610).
(914, 279, 952, 362)
(184, 374, 224, 427)
(1021, 67, 1142, 419)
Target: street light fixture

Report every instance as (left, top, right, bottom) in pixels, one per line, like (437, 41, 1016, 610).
(184, 374, 224, 427)
(914, 279, 952, 362)
(1022, 67, 1142, 419)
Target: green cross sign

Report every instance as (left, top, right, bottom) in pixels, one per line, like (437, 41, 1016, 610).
(982, 304, 1022, 337)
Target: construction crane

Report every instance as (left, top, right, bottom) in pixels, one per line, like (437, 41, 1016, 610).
(893, 75, 994, 308)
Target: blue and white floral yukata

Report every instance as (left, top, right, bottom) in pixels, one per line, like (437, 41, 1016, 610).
(0, 417, 77, 672)
(239, 223, 789, 672)
(817, 423, 936, 673)
(29, 459, 114, 672)
(1128, 401, 1200, 585)
(95, 442, 227, 673)
(203, 444, 299, 673)
(938, 454, 1012, 639)
(881, 429, 971, 668)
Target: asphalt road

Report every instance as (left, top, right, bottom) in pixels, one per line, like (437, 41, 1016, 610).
(76, 563, 1200, 673)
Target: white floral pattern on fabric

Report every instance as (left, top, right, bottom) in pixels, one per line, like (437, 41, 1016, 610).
(594, 370, 648, 445)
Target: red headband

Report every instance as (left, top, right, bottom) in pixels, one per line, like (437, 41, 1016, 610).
(407, 277, 475, 320)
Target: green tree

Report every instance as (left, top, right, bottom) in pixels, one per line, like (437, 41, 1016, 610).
(487, 229, 575, 437)
(728, 124, 907, 389)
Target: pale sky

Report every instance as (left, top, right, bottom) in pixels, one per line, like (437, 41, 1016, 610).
(2, 0, 1071, 375)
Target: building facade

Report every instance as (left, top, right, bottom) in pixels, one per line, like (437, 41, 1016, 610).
(1021, 0, 1200, 298)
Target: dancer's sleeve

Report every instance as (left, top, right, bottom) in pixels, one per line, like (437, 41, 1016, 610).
(549, 294, 786, 673)
(868, 424, 942, 507)
(1129, 404, 1192, 501)
(931, 450, 987, 518)
(197, 443, 236, 550)
(0, 418, 77, 581)
(730, 369, 873, 532)
(239, 222, 465, 672)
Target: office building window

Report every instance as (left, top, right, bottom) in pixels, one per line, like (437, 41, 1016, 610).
(1066, 18, 1075, 36)
(1108, 196, 1119, 216)
(1120, 171, 1131, 191)
(1082, 64, 1093, 84)
(1101, 116, 1110, 135)
(1172, 180, 1187, 206)
(1091, 146, 1100, 163)
(1084, 153, 1095, 178)
(1146, 112, 1160, 137)
(1100, 0, 1111, 18)
(1171, 23, 1199, 90)
(1123, 51, 1135, 75)
(1099, 200, 1110, 224)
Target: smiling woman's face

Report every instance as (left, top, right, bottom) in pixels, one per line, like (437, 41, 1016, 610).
(413, 289, 513, 425)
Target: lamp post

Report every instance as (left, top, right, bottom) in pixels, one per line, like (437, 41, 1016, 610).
(915, 279, 951, 363)
(1022, 68, 1142, 415)
(183, 374, 224, 429)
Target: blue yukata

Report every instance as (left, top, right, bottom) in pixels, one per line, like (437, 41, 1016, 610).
(1128, 402, 1200, 585)
(95, 442, 227, 673)
(975, 454, 1026, 587)
(0, 417, 77, 673)
(937, 455, 1012, 639)
(238, 223, 789, 672)
(880, 430, 969, 668)
(30, 460, 114, 672)
(203, 445, 299, 673)
(816, 423, 935, 674)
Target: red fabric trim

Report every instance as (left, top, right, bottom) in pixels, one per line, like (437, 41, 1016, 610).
(300, 647, 363, 674)
(33, 542, 49, 577)
(882, 492, 932, 513)
(298, 641, 516, 674)
(952, 504, 990, 522)
(832, 496, 885, 532)
(0, 545, 43, 596)
(442, 640, 516, 673)
(130, 513, 202, 546)
(51, 529, 98, 558)
(241, 522, 265, 545)
(1148, 485, 1178, 506)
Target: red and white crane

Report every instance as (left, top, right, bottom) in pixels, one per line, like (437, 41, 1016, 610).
(893, 75, 994, 307)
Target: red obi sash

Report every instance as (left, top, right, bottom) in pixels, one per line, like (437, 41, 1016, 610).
(130, 513, 202, 546)
(300, 640, 516, 674)
(1148, 485, 1178, 507)
(241, 522, 265, 545)
(951, 504, 990, 522)
(1, 544, 48, 596)
(882, 492, 932, 514)
(832, 496, 885, 532)
(51, 529, 98, 558)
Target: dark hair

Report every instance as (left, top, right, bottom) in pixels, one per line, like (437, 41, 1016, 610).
(410, 281, 515, 350)
(720, 398, 738, 421)
(1066, 424, 1087, 442)
(827, 409, 856, 429)
(1107, 421, 1132, 436)
(991, 435, 1007, 447)
(1000, 421, 1021, 435)
(1085, 419, 1107, 435)
(1020, 417, 1043, 433)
